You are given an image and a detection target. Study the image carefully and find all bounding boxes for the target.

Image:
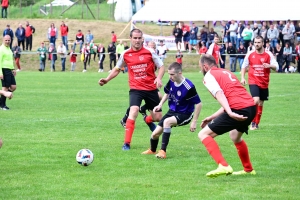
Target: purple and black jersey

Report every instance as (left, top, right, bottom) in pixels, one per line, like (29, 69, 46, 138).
(164, 78, 201, 114)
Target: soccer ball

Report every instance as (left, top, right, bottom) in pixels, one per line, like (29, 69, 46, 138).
(76, 149, 94, 166)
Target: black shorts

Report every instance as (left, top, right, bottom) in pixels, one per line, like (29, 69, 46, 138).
(175, 38, 182, 44)
(1, 68, 16, 88)
(129, 89, 161, 111)
(208, 105, 256, 135)
(158, 110, 193, 127)
(249, 84, 269, 101)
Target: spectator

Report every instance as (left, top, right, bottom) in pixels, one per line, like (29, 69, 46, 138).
(15, 24, 25, 50)
(206, 28, 218, 49)
(260, 26, 268, 46)
(227, 42, 237, 72)
(175, 50, 183, 65)
(97, 43, 105, 73)
(3, 24, 13, 49)
(207, 36, 224, 66)
(265, 42, 274, 55)
(86, 30, 94, 44)
(69, 49, 77, 71)
(57, 42, 67, 71)
(278, 21, 285, 45)
(221, 20, 230, 48)
(242, 24, 253, 51)
(89, 40, 97, 65)
(157, 40, 168, 62)
(179, 21, 190, 51)
(81, 43, 90, 72)
(252, 23, 260, 41)
(282, 23, 294, 47)
(60, 21, 69, 50)
(199, 29, 207, 48)
(237, 43, 247, 71)
(274, 43, 283, 72)
(267, 24, 279, 48)
(173, 23, 183, 51)
(25, 21, 35, 51)
(111, 31, 117, 45)
(295, 41, 300, 73)
(48, 43, 57, 72)
(107, 42, 116, 73)
(295, 22, 300, 43)
(11, 41, 22, 71)
(282, 42, 293, 73)
(219, 43, 226, 69)
(47, 23, 58, 46)
(189, 23, 198, 53)
(116, 40, 125, 60)
(199, 41, 207, 55)
(73, 30, 84, 52)
(37, 42, 47, 71)
(262, 21, 269, 30)
(236, 22, 244, 49)
(1, 0, 8, 18)
(229, 20, 238, 47)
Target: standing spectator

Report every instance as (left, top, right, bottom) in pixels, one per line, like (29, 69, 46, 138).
(85, 30, 94, 44)
(241, 36, 279, 130)
(69, 49, 77, 71)
(48, 43, 57, 72)
(207, 36, 224, 66)
(229, 20, 238, 48)
(282, 42, 293, 73)
(1, 0, 8, 18)
(199, 29, 208, 48)
(295, 22, 300, 42)
(227, 42, 237, 72)
(188, 23, 198, 53)
(295, 41, 300, 73)
(206, 28, 218, 49)
(81, 43, 90, 72)
(107, 42, 116, 73)
(0, 35, 16, 110)
(179, 21, 190, 51)
(157, 40, 168, 62)
(262, 21, 269, 30)
(97, 43, 105, 73)
(15, 24, 25, 50)
(37, 42, 47, 72)
(260, 26, 268, 46)
(237, 43, 247, 71)
(252, 23, 260, 41)
(282, 23, 294, 47)
(57, 42, 67, 71)
(116, 40, 125, 60)
(175, 50, 183, 65)
(236, 22, 244, 50)
(221, 20, 230, 48)
(88, 40, 97, 64)
(278, 21, 285, 45)
(12, 41, 22, 71)
(60, 21, 69, 51)
(198, 54, 256, 178)
(25, 21, 35, 51)
(47, 23, 58, 47)
(242, 24, 253, 51)
(3, 24, 13, 49)
(111, 31, 117, 45)
(267, 24, 279, 48)
(219, 43, 226, 69)
(274, 43, 284, 72)
(173, 23, 183, 51)
(198, 41, 207, 55)
(73, 30, 84, 52)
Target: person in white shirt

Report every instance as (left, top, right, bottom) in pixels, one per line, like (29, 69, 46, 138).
(157, 40, 168, 62)
(228, 20, 238, 48)
(57, 42, 67, 71)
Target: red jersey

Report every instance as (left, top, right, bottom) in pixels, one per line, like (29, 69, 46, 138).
(199, 47, 207, 54)
(242, 50, 278, 88)
(116, 47, 163, 91)
(60, 25, 68, 36)
(112, 34, 117, 43)
(25, 26, 33, 37)
(203, 68, 255, 110)
(207, 43, 220, 64)
(70, 53, 77, 62)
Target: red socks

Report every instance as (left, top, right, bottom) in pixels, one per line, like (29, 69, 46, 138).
(145, 115, 153, 124)
(235, 140, 253, 172)
(124, 119, 135, 144)
(202, 136, 228, 166)
(254, 105, 263, 125)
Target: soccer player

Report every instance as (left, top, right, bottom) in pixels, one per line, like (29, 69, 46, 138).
(241, 36, 279, 130)
(198, 54, 256, 178)
(142, 62, 202, 159)
(0, 35, 17, 110)
(99, 29, 165, 150)
(207, 36, 224, 66)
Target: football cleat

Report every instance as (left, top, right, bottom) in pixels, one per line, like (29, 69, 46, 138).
(155, 150, 166, 159)
(206, 164, 233, 178)
(141, 149, 156, 155)
(232, 170, 256, 175)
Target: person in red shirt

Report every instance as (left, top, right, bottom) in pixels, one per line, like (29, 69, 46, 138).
(99, 28, 165, 150)
(198, 54, 257, 178)
(60, 21, 69, 51)
(69, 49, 77, 71)
(241, 36, 279, 130)
(1, 0, 9, 18)
(175, 50, 183, 65)
(207, 36, 224, 66)
(111, 31, 117, 45)
(25, 21, 35, 51)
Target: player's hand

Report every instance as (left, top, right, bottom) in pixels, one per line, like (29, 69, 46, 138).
(190, 121, 197, 132)
(228, 112, 248, 121)
(153, 105, 162, 113)
(262, 63, 271, 68)
(98, 78, 108, 86)
(200, 116, 212, 128)
(12, 70, 16, 76)
(154, 78, 163, 89)
(0, 75, 3, 80)
(240, 78, 247, 86)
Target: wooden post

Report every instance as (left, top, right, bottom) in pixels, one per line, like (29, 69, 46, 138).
(20, 0, 22, 15)
(97, 0, 100, 20)
(81, 0, 84, 19)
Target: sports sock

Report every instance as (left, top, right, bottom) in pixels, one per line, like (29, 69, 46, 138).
(255, 105, 263, 125)
(145, 115, 153, 124)
(202, 136, 228, 166)
(147, 123, 156, 132)
(161, 128, 171, 152)
(235, 140, 253, 172)
(122, 107, 130, 123)
(150, 137, 159, 152)
(140, 104, 147, 114)
(0, 95, 6, 107)
(124, 119, 135, 144)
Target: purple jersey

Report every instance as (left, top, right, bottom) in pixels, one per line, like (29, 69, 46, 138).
(164, 78, 201, 114)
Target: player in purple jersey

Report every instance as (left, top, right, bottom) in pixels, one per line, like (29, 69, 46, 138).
(142, 62, 202, 159)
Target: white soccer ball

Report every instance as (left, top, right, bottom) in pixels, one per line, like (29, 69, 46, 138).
(76, 149, 94, 166)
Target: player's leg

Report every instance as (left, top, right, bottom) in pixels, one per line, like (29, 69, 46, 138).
(141, 125, 163, 155)
(249, 85, 260, 130)
(143, 90, 162, 132)
(1, 69, 16, 110)
(0, 90, 12, 99)
(254, 88, 268, 128)
(120, 107, 130, 128)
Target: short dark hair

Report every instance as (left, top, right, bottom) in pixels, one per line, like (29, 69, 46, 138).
(254, 35, 264, 43)
(168, 62, 182, 73)
(130, 28, 143, 37)
(200, 54, 217, 67)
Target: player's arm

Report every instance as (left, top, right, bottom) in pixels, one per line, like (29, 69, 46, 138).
(190, 102, 202, 132)
(240, 51, 250, 85)
(218, 51, 223, 64)
(153, 93, 169, 113)
(263, 51, 279, 71)
(152, 52, 165, 88)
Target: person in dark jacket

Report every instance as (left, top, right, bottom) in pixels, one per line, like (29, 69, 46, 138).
(173, 23, 183, 51)
(237, 43, 247, 71)
(107, 42, 116, 73)
(97, 43, 106, 72)
(11, 41, 22, 71)
(3, 24, 14, 49)
(15, 24, 26, 50)
(227, 42, 237, 72)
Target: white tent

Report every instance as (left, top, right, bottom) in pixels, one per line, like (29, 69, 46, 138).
(45, 0, 74, 7)
(132, 0, 300, 22)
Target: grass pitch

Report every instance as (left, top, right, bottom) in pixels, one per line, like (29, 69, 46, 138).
(0, 71, 299, 199)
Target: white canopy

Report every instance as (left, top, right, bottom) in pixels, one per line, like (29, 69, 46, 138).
(45, 0, 74, 7)
(132, 0, 300, 22)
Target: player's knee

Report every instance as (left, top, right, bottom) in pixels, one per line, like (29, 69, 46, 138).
(152, 113, 162, 122)
(10, 85, 16, 92)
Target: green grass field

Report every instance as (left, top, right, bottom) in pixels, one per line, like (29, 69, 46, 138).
(0, 71, 299, 199)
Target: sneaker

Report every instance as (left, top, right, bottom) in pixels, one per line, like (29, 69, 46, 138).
(1, 106, 10, 110)
(122, 143, 130, 151)
(156, 150, 166, 159)
(232, 170, 256, 175)
(141, 149, 156, 154)
(249, 122, 257, 130)
(206, 164, 233, 178)
(120, 120, 126, 128)
(82, 69, 87, 72)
